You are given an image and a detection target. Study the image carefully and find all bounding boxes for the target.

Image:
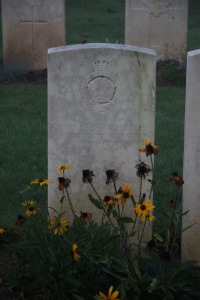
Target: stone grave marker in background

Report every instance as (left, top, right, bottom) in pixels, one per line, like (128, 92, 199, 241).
(48, 43, 156, 231)
(182, 50, 200, 264)
(1, 0, 65, 73)
(125, 0, 188, 61)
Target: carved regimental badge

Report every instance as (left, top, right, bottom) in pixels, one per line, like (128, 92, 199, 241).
(81, 58, 119, 112)
(142, 0, 174, 16)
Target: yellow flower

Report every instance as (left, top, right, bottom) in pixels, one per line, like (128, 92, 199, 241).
(22, 200, 37, 207)
(135, 200, 155, 218)
(98, 286, 120, 300)
(145, 215, 155, 222)
(0, 227, 5, 234)
(25, 207, 37, 216)
(49, 215, 69, 235)
(139, 140, 159, 156)
(103, 196, 115, 205)
(115, 183, 133, 204)
(71, 243, 81, 261)
(56, 164, 71, 174)
(31, 179, 52, 186)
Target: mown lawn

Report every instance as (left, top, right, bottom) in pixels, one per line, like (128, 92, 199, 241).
(0, 0, 200, 227)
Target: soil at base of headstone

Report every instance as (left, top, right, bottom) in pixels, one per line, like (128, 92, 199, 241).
(0, 60, 186, 86)
(0, 68, 47, 85)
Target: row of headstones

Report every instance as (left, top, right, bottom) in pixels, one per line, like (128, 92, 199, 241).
(1, 1, 199, 263)
(1, 0, 188, 73)
(48, 43, 200, 265)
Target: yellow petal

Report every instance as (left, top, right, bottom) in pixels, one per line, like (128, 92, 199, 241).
(111, 290, 119, 299)
(108, 286, 114, 297)
(99, 292, 107, 299)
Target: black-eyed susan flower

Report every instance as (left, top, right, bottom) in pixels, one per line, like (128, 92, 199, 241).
(22, 199, 37, 207)
(170, 172, 184, 186)
(115, 183, 133, 204)
(56, 164, 71, 174)
(134, 200, 155, 218)
(103, 196, 115, 205)
(31, 179, 52, 186)
(25, 207, 37, 216)
(80, 211, 92, 224)
(0, 227, 5, 234)
(16, 215, 27, 226)
(82, 169, 95, 183)
(139, 140, 159, 156)
(135, 161, 151, 178)
(49, 215, 69, 235)
(106, 169, 119, 185)
(98, 286, 120, 300)
(58, 177, 71, 191)
(168, 199, 176, 209)
(71, 243, 81, 261)
(145, 214, 155, 222)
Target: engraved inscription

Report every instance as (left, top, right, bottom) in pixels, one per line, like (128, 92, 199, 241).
(142, 0, 173, 16)
(50, 121, 152, 149)
(81, 58, 120, 112)
(87, 77, 116, 104)
(20, 5, 47, 50)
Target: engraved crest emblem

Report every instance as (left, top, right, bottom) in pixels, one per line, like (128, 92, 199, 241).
(81, 57, 119, 112)
(142, 0, 174, 16)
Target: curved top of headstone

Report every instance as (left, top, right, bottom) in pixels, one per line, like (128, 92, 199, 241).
(187, 49, 200, 57)
(48, 43, 156, 57)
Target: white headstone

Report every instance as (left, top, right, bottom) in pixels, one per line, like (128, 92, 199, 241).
(1, 0, 65, 73)
(125, 0, 188, 61)
(182, 50, 200, 264)
(48, 43, 156, 226)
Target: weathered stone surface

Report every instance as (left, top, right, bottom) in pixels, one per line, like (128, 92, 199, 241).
(48, 43, 156, 229)
(125, 0, 188, 61)
(1, 0, 65, 73)
(182, 50, 200, 264)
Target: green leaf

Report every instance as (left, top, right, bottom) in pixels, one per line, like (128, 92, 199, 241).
(148, 277, 158, 293)
(88, 194, 102, 209)
(106, 204, 112, 217)
(112, 209, 119, 219)
(119, 217, 133, 223)
(60, 195, 66, 204)
(153, 233, 164, 243)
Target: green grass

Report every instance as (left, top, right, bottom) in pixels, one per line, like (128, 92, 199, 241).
(0, 85, 47, 226)
(0, 0, 200, 227)
(154, 87, 185, 230)
(66, 0, 124, 44)
(187, 1, 200, 51)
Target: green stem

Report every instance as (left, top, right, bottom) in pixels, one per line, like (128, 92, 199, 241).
(113, 179, 118, 194)
(129, 214, 138, 238)
(139, 177, 143, 202)
(150, 155, 154, 171)
(90, 182, 116, 230)
(65, 188, 76, 218)
(138, 219, 147, 250)
(63, 236, 123, 281)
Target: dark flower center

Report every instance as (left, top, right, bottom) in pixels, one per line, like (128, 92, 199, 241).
(141, 205, 146, 210)
(106, 170, 114, 177)
(104, 196, 111, 202)
(82, 170, 90, 177)
(58, 177, 65, 183)
(123, 192, 129, 199)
